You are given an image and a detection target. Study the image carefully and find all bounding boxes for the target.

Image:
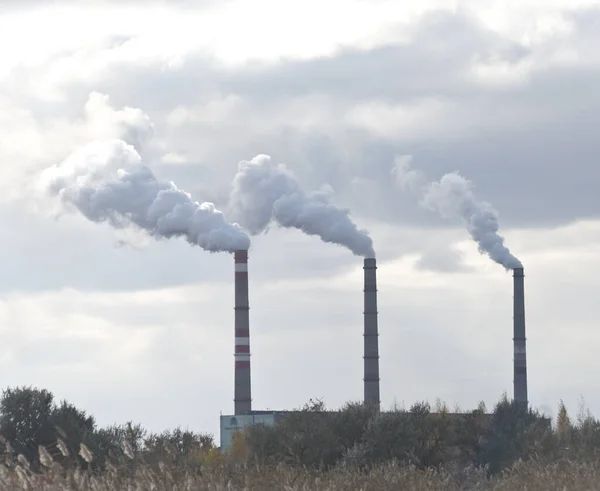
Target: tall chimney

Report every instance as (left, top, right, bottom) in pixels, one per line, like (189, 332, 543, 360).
(513, 267, 528, 408)
(363, 258, 380, 409)
(234, 250, 252, 415)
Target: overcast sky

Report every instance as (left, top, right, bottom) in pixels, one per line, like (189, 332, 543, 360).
(1, 0, 599, 443)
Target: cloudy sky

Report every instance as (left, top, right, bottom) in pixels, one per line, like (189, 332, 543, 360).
(1, 0, 600, 442)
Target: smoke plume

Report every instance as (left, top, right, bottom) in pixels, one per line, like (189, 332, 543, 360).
(393, 155, 521, 270)
(41, 139, 250, 252)
(83, 92, 154, 152)
(229, 154, 375, 257)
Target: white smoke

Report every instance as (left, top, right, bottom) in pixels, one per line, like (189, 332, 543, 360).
(229, 154, 375, 258)
(393, 155, 521, 270)
(41, 139, 250, 253)
(83, 92, 154, 152)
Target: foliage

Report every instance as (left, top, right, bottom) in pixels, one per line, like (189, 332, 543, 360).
(0, 453, 597, 490)
(0, 387, 98, 468)
(0, 386, 217, 473)
(2, 384, 600, 489)
(241, 394, 592, 476)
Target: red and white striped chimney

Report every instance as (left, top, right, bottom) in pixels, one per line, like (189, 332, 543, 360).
(234, 250, 252, 415)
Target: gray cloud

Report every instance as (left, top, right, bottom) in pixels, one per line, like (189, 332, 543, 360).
(27, 7, 593, 230)
(415, 246, 471, 274)
(218, 12, 529, 104)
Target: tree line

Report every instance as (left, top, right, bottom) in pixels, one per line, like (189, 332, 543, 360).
(1, 385, 599, 477)
(239, 396, 600, 474)
(0, 386, 214, 473)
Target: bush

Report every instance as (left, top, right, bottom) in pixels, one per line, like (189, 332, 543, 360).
(2, 384, 600, 488)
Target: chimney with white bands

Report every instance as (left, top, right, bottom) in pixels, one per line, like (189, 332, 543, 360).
(234, 250, 252, 415)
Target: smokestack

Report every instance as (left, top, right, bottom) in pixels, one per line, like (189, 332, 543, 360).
(363, 258, 380, 409)
(234, 250, 252, 415)
(513, 267, 528, 408)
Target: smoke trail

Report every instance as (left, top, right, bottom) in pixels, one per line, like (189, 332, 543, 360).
(84, 92, 154, 152)
(393, 156, 521, 270)
(229, 154, 375, 257)
(41, 139, 250, 252)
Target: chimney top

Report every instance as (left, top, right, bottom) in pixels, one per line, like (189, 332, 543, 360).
(513, 267, 524, 277)
(234, 250, 248, 262)
(364, 257, 377, 268)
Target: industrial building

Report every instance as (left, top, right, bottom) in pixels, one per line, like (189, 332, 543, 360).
(220, 411, 289, 450)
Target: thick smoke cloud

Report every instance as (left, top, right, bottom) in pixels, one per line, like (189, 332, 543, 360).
(83, 92, 154, 152)
(41, 139, 250, 253)
(394, 155, 521, 270)
(229, 154, 375, 257)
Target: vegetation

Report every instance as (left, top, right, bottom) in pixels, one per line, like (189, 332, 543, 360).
(0, 386, 599, 489)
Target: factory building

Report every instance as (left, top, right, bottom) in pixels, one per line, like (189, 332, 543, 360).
(220, 410, 290, 450)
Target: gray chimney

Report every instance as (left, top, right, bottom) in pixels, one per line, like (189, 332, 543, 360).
(513, 267, 528, 408)
(364, 258, 380, 409)
(234, 250, 252, 415)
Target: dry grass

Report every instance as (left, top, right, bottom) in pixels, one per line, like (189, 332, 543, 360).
(0, 448, 599, 491)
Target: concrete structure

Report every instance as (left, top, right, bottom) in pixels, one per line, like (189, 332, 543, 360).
(220, 411, 290, 449)
(363, 258, 380, 409)
(234, 250, 252, 415)
(513, 267, 528, 407)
